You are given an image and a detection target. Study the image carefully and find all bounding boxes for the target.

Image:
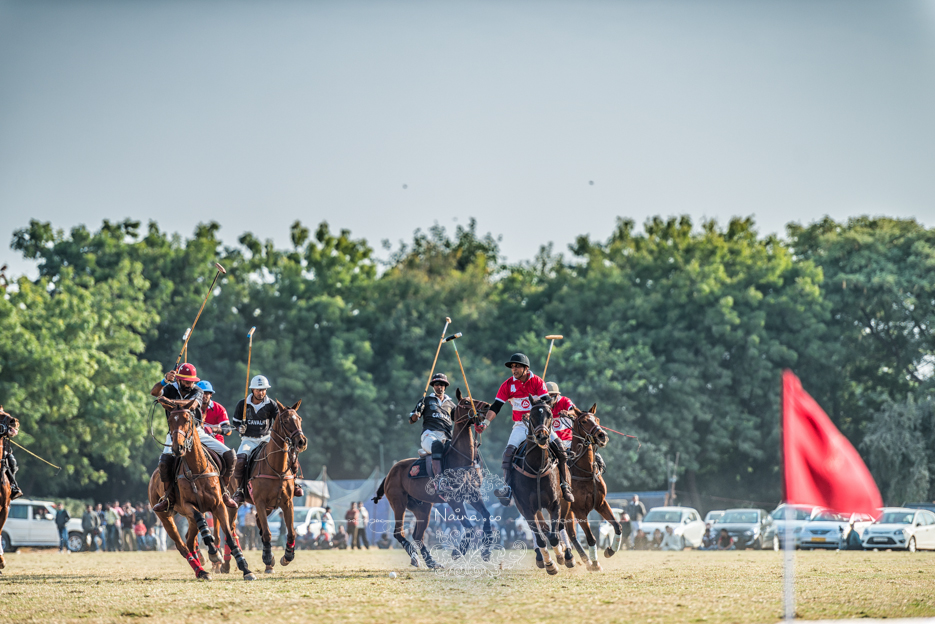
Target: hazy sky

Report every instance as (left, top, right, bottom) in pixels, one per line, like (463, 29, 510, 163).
(1, 0, 933, 277)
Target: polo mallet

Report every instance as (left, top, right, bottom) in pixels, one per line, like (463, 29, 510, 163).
(243, 326, 256, 424)
(173, 262, 227, 371)
(422, 317, 452, 398)
(445, 333, 478, 419)
(541, 334, 564, 380)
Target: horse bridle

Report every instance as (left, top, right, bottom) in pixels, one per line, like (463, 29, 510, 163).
(269, 408, 305, 454)
(169, 408, 196, 455)
(523, 403, 554, 447)
(442, 398, 489, 465)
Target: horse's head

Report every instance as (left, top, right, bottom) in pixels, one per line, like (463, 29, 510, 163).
(525, 397, 554, 449)
(572, 403, 607, 448)
(162, 398, 198, 457)
(274, 400, 307, 453)
(0, 405, 19, 438)
(454, 388, 490, 427)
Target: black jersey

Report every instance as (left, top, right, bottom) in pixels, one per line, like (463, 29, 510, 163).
(232, 396, 278, 438)
(418, 394, 455, 438)
(159, 382, 204, 424)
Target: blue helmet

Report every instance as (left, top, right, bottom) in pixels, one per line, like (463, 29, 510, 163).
(196, 380, 214, 393)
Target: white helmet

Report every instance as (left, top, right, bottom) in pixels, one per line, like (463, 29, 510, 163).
(249, 375, 271, 390)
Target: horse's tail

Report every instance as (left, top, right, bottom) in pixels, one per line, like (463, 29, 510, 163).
(372, 476, 387, 504)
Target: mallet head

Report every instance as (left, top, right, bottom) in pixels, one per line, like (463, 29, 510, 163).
(443, 332, 462, 342)
(247, 326, 256, 338)
(182, 328, 191, 341)
(545, 335, 563, 340)
(215, 262, 227, 275)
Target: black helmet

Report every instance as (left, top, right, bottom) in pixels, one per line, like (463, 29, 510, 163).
(430, 373, 449, 387)
(504, 353, 531, 368)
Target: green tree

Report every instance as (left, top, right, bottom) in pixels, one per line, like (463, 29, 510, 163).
(862, 397, 931, 505)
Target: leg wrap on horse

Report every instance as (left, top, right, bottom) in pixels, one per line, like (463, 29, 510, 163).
(549, 440, 575, 503)
(232, 454, 247, 503)
(494, 445, 517, 505)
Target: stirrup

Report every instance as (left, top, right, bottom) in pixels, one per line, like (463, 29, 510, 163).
(9, 485, 23, 501)
(153, 494, 172, 513)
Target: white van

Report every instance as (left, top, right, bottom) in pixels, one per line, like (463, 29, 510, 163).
(1, 499, 85, 553)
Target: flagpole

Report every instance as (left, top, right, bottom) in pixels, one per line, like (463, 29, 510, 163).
(781, 370, 794, 621)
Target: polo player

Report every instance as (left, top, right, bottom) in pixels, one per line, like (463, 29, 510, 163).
(548, 381, 604, 474)
(231, 375, 303, 503)
(410, 373, 456, 478)
(480, 353, 575, 506)
(0, 409, 22, 500)
(150, 363, 237, 512)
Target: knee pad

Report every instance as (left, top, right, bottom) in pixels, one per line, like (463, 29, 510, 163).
(431, 441, 445, 460)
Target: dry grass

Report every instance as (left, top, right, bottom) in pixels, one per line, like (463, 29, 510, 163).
(1, 547, 934, 623)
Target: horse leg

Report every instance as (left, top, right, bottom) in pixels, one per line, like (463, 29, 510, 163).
(565, 510, 589, 566)
(469, 498, 494, 561)
(530, 511, 557, 575)
(449, 501, 472, 559)
(389, 492, 420, 568)
(192, 509, 220, 564)
(164, 508, 210, 580)
(212, 504, 255, 581)
(594, 496, 624, 557)
(0, 491, 9, 571)
(279, 494, 297, 567)
(578, 516, 601, 571)
(412, 502, 441, 569)
(214, 517, 231, 573)
(546, 503, 564, 568)
(253, 497, 275, 573)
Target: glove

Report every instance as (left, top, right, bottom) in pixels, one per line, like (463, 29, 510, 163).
(238, 425, 246, 435)
(474, 421, 488, 434)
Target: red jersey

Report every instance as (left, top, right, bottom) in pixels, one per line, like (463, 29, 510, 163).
(495, 373, 550, 421)
(552, 396, 576, 442)
(203, 401, 229, 442)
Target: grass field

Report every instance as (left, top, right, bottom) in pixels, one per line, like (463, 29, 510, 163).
(2, 546, 935, 623)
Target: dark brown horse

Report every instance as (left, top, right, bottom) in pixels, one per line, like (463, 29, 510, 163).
(0, 406, 19, 574)
(511, 397, 565, 575)
(148, 398, 256, 581)
(372, 390, 494, 568)
(560, 404, 624, 571)
(236, 400, 307, 574)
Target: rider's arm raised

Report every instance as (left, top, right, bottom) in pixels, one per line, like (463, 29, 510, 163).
(150, 369, 177, 397)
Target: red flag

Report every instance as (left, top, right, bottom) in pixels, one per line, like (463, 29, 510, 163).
(783, 370, 882, 516)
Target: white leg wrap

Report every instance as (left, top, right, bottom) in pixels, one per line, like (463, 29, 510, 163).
(588, 544, 598, 563)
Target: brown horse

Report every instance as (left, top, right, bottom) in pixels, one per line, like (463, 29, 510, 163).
(372, 390, 494, 568)
(512, 398, 566, 575)
(148, 398, 256, 581)
(560, 404, 624, 571)
(236, 400, 307, 574)
(0, 406, 20, 574)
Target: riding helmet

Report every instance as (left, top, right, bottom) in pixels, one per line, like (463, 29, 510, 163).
(504, 353, 531, 368)
(196, 380, 215, 393)
(546, 381, 560, 395)
(430, 373, 449, 387)
(249, 374, 271, 390)
(176, 363, 200, 382)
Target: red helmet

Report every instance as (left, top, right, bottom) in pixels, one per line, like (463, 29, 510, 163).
(176, 363, 200, 382)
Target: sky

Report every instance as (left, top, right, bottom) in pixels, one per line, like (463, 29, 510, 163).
(1, 0, 934, 277)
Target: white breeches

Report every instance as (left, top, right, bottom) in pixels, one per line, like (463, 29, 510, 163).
(421, 430, 449, 455)
(237, 435, 271, 455)
(162, 429, 230, 457)
(506, 419, 559, 448)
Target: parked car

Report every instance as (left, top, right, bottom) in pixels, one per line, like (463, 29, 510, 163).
(294, 506, 331, 541)
(714, 508, 771, 549)
(862, 507, 935, 552)
(638, 506, 705, 548)
(797, 510, 874, 550)
(598, 507, 625, 548)
(1, 499, 84, 553)
(704, 510, 725, 525)
(765, 504, 820, 550)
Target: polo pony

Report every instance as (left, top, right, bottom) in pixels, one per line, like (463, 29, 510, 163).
(0, 406, 19, 574)
(148, 398, 256, 581)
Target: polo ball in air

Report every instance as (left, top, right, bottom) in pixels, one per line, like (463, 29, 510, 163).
(389, 571, 398, 579)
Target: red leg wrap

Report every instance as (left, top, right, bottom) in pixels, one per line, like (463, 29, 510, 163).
(185, 551, 203, 572)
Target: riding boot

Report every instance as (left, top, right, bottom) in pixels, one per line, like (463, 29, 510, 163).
(220, 449, 238, 509)
(431, 440, 445, 482)
(153, 455, 176, 513)
(594, 452, 606, 475)
(6, 453, 22, 500)
(494, 445, 517, 506)
(549, 440, 575, 503)
(232, 454, 247, 504)
(291, 456, 304, 498)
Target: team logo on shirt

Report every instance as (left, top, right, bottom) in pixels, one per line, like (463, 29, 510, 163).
(511, 384, 516, 392)
(520, 398, 530, 410)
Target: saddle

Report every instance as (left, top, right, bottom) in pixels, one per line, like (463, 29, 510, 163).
(174, 447, 225, 481)
(511, 439, 557, 479)
(244, 442, 268, 485)
(408, 440, 451, 479)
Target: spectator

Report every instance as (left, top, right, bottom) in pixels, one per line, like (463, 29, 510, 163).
(716, 529, 735, 550)
(376, 532, 393, 549)
(144, 527, 158, 551)
(333, 525, 349, 549)
(107, 502, 123, 551)
(356, 502, 370, 549)
(700, 523, 717, 550)
(121, 503, 137, 551)
(842, 519, 864, 551)
(321, 506, 335, 539)
(82, 504, 101, 552)
(345, 503, 360, 549)
(55, 503, 71, 553)
(651, 528, 664, 550)
(134, 518, 147, 550)
(628, 495, 646, 545)
(661, 525, 683, 551)
(633, 529, 649, 550)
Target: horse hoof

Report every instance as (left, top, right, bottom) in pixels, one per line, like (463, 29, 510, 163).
(564, 558, 576, 569)
(604, 548, 615, 558)
(280, 556, 291, 567)
(220, 562, 231, 574)
(409, 557, 420, 568)
(535, 558, 545, 569)
(197, 571, 211, 581)
(451, 549, 462, 560)
(265, 566, 275, 574)
(209, 551, 222, 564)
(545, 562, 559, 576)
(589, 562, 603, 572)
(243, 573, 257, 581)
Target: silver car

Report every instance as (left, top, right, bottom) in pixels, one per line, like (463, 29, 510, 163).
(797, 510, 874, 550)
(862, 508, 935, 552)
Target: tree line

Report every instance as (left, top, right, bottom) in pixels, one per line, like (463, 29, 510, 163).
(2, 215, 933, 508)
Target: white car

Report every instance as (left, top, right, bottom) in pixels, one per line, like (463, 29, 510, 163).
(862, 507, 935, 552)
(704, 510, 725, 525)
(797, 510, 874, 550)
(294, 506, 332, 540)
(639, 506, 705, 548)
(1, 499, 85, 553)
(765, 504, 820, 550)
